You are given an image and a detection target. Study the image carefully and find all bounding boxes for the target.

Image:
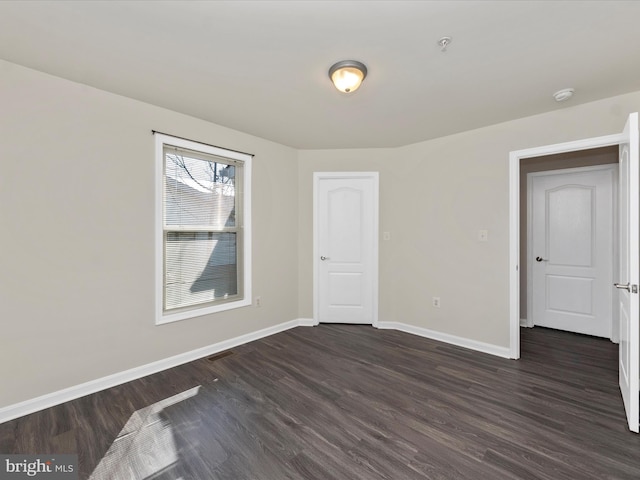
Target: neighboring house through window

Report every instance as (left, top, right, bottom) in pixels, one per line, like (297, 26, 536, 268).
(154, 133, 252, 324)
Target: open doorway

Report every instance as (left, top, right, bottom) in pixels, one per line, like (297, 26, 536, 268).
(520, 147, 619, 340)
(508, 133, 624, 360)
(508, 114, 639, 433)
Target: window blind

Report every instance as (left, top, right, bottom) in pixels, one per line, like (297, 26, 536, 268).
(163, 146, 243, 311)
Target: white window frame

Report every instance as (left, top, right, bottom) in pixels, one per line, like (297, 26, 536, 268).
(155, 133, 252, 325)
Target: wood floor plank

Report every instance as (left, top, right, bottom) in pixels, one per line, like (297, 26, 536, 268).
(1, 325, 640, 479)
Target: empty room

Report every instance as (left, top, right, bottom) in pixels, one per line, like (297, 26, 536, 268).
(1, 1, 640, 479)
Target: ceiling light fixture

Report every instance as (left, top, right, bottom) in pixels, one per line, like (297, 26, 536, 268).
(328, 60, 367, 93)
(553, 88, 575, 102)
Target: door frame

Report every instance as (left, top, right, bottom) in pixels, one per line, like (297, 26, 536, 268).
(525, 164, 619, 340)
(313, 172, 379, 327)
(509, 134, 622, 359)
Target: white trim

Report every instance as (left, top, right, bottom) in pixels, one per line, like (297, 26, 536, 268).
(377, 322, 511, 359)
(1, 317, 515, 424)
(509, 133, 623, 359)
(520, 318, 529, 327)
(511, 134, 622, 160)
(371, 174, 380, 328)
(0, 319, 303, 424)
(313, 172, 379, 327)
(154, 133, 252, 325)
(509, 150, 521, 358)
(297, 317, 319, 327)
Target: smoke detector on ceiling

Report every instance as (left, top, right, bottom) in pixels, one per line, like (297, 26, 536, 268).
(553, 88, 575, 102)
(437, 36, 452, 52)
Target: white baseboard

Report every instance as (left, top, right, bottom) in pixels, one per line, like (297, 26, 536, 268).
(520, 318, 528, 327)
(296, 317, 318, 327)
(1, 317, 510, 424)
(377, 321, 511, 359)
(0, 319, 305, 424)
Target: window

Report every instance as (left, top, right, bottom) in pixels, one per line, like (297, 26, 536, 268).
(155, 133, 251, 324)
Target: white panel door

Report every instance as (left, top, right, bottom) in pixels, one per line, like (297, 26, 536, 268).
(616, 112, 639, 433)
(531, 167, 614, 338)
(314, 173, 378, 324)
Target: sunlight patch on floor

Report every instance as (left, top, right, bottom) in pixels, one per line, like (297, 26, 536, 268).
(88, 386, 200, 479)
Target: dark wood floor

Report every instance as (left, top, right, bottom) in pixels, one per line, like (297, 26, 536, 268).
(1, 325, 639, 479)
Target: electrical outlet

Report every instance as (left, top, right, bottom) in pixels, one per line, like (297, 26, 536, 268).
(478, 229, 489, 242)
(432, 297, 440, 308)
(255, 296, 261, 307)
(383, 231, 391, 241)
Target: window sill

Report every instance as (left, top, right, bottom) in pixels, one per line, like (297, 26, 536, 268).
(156, 297, 252, 325)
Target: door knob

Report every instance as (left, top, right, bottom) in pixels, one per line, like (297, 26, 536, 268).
(320, 256, 330, 261)
(535, 256, 547, 262)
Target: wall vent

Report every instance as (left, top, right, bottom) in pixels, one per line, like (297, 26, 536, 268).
(207, 351, 234, 362)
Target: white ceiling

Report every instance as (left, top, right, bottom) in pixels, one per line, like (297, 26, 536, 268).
(1, 1, 640, 149)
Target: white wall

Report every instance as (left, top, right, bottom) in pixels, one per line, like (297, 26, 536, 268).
(0, 60, 300, 408)
(298, 90, 640, 348)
